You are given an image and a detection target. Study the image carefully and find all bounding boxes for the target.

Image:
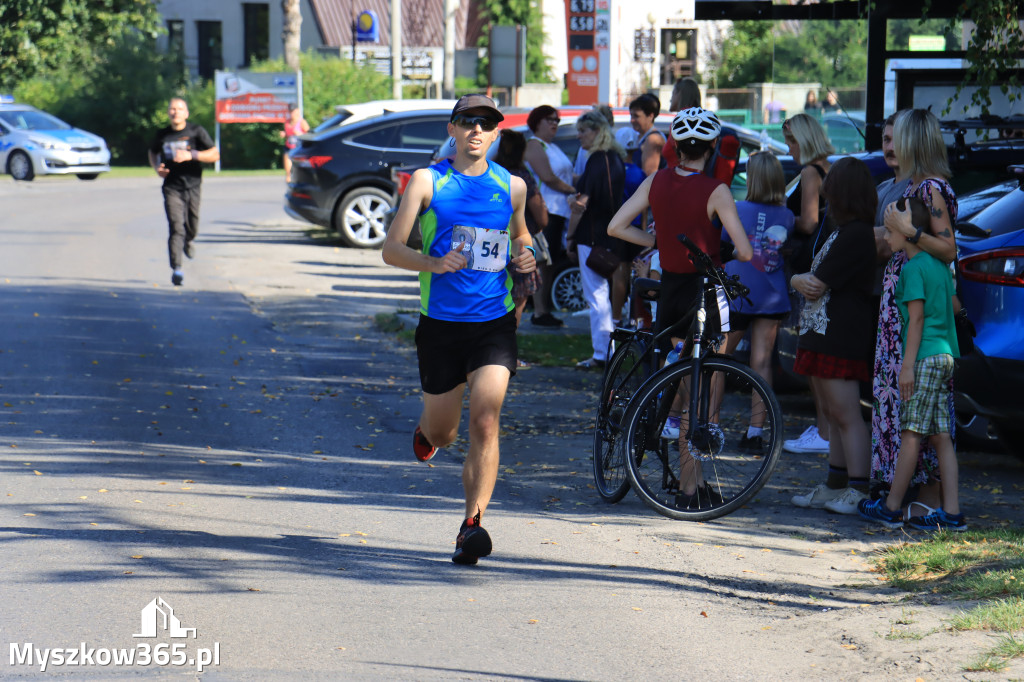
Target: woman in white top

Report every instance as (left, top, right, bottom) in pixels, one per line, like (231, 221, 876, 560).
(524, 105, 576, 327)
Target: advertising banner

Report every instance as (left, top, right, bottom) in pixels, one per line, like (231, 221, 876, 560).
(214, 71, 299, 124)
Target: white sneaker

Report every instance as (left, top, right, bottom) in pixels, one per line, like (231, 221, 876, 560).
(783, 425, 830, 453)
(823, 487, 868, 515)
(661, 416, 680, 440)
(791, 483, 846, 509)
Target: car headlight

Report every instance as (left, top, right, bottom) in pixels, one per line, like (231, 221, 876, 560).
(28, 137, 72, 151)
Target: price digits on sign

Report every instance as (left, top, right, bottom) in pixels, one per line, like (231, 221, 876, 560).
(570, 0, 595, 12)
(570, 16, 595, 32)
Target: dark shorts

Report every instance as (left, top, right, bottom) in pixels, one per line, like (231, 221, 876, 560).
(654, 271, 729, 355)
(415, 312, 518, 394)
(729, 311, 787, 332)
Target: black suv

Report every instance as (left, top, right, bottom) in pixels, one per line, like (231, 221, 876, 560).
(284, 108, 454, 248)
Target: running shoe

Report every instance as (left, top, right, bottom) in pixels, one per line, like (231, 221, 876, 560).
(413, 425, 437, 462)
(823, 487, 868, 515)
(738, 434, 764, 454)
(858, 498, 904, 529)
(906, 508, 968, 532)
(791, 483, 845, 509)
(171, 270, 184, 286)
(782, 425, 829, 453)
(531, 313, 564, 328)
(452, 512, 492, 565)
(675, 482, 724, 509)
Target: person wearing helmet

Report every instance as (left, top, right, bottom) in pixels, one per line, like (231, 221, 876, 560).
(609, 106, 752, 356)
(608, 106, 753, 509)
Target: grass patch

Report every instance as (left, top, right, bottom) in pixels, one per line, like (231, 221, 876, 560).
(374, 313, 415, 344)
(517, 333, 592, 367)
(874, 528, 1024, 670)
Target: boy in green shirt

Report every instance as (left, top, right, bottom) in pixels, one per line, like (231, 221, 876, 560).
(859, 197, 965, 531)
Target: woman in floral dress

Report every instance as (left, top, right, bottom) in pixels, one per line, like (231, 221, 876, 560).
(872, 109, 959, 511)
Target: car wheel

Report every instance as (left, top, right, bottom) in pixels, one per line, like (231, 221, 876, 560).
(551, 264, 587, 312)
(76, 173, 99, 180)
(333, 187, 392, 249)
(8, 151, 34, 181)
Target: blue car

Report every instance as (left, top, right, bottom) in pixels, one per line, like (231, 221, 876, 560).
(954, 165, 1024, 456)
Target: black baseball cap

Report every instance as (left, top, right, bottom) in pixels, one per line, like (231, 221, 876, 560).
(450, 94, 504, 122)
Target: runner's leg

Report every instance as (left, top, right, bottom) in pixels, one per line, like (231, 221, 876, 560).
(462, 364, 511, 518)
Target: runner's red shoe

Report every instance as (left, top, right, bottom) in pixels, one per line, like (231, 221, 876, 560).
(413, 425, 437, 462)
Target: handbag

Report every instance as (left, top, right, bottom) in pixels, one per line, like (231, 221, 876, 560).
(583, 154, 623, 279)
(585, 244, 622, 279)
(954, 307, 976, 356)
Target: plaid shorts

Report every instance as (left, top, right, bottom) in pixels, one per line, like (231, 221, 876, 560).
(901, 354, 955, 436)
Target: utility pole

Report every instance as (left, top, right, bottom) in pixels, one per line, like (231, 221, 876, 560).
(391, 0, 402, 98)
(443, 0, 457, 97)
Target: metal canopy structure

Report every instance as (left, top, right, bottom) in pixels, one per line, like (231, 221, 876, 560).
(694, 0, 1022, 150)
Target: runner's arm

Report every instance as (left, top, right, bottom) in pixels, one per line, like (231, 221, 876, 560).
(382, 169, 466, 274)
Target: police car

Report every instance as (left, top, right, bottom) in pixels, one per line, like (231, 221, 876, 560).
(0, 95, 111, 181)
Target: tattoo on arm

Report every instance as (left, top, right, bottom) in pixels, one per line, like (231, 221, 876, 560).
(930, 206, 943, 218)
(938, 229, 951, 238)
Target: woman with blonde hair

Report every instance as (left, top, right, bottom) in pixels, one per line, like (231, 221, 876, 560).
(721, 151, 795, 452)
(870, 108, 959, 526)
(566, 111, 626, 368)
(781, 112, 836, 458)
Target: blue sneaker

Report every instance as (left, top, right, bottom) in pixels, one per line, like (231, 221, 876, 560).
(906, 508, 968, 532)
(858, 498, 904, 529)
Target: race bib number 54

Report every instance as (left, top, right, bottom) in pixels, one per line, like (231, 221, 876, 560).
(450, 225, 510, 273)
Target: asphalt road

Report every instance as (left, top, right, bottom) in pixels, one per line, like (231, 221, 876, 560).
(2, 173, 1023, 681)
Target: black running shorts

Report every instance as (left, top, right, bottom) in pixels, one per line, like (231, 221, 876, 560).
(415, 312, 518, 394)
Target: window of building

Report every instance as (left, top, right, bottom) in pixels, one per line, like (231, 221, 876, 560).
(167, 20, 185, 58)
(243, 3, 270, 66)
(197, 21, 224, 81)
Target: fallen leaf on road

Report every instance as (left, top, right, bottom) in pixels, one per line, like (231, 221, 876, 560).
(700, 611, 708, 617)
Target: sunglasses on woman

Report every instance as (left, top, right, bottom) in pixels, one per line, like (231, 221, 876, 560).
(453, 115, 499, 132)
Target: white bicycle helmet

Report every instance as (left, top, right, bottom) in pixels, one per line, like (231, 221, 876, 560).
(671, 107, 722, 142)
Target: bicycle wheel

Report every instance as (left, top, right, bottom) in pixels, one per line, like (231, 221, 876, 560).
(621, 356, 783, 521)
(593, 333, 650, 502)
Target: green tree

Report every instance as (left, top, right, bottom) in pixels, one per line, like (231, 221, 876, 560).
(475, 0, 553, 85)
(719, 20, 868, 88)
(941, 0, 1022, 114)
(0, 0, 162, 90)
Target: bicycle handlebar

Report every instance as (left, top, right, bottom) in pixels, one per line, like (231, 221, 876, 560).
(676, 234, 751, 301)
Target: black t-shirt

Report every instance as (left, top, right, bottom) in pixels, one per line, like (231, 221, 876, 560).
(149, 122, 214, 189)
(575, 150, 625, 249)
(796, 219, 876, 362)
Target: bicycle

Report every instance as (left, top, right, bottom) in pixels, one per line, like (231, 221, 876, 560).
(617, 234, 783, 521)
(592, 271, 688, 503)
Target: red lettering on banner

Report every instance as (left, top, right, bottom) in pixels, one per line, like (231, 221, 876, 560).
(215, 94, 291, 123)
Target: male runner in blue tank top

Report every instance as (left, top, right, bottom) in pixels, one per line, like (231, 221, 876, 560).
(382, 94, 535, 565)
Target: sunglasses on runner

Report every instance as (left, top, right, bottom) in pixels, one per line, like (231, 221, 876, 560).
(453, 115, 499, 132)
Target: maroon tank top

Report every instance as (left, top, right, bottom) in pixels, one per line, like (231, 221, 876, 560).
(649, 167, 725, 274)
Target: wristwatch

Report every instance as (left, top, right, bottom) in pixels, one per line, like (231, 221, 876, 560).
(907, 225, 924, 244)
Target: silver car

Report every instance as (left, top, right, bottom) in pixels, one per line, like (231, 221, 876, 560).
(0, 101, 111, 181)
